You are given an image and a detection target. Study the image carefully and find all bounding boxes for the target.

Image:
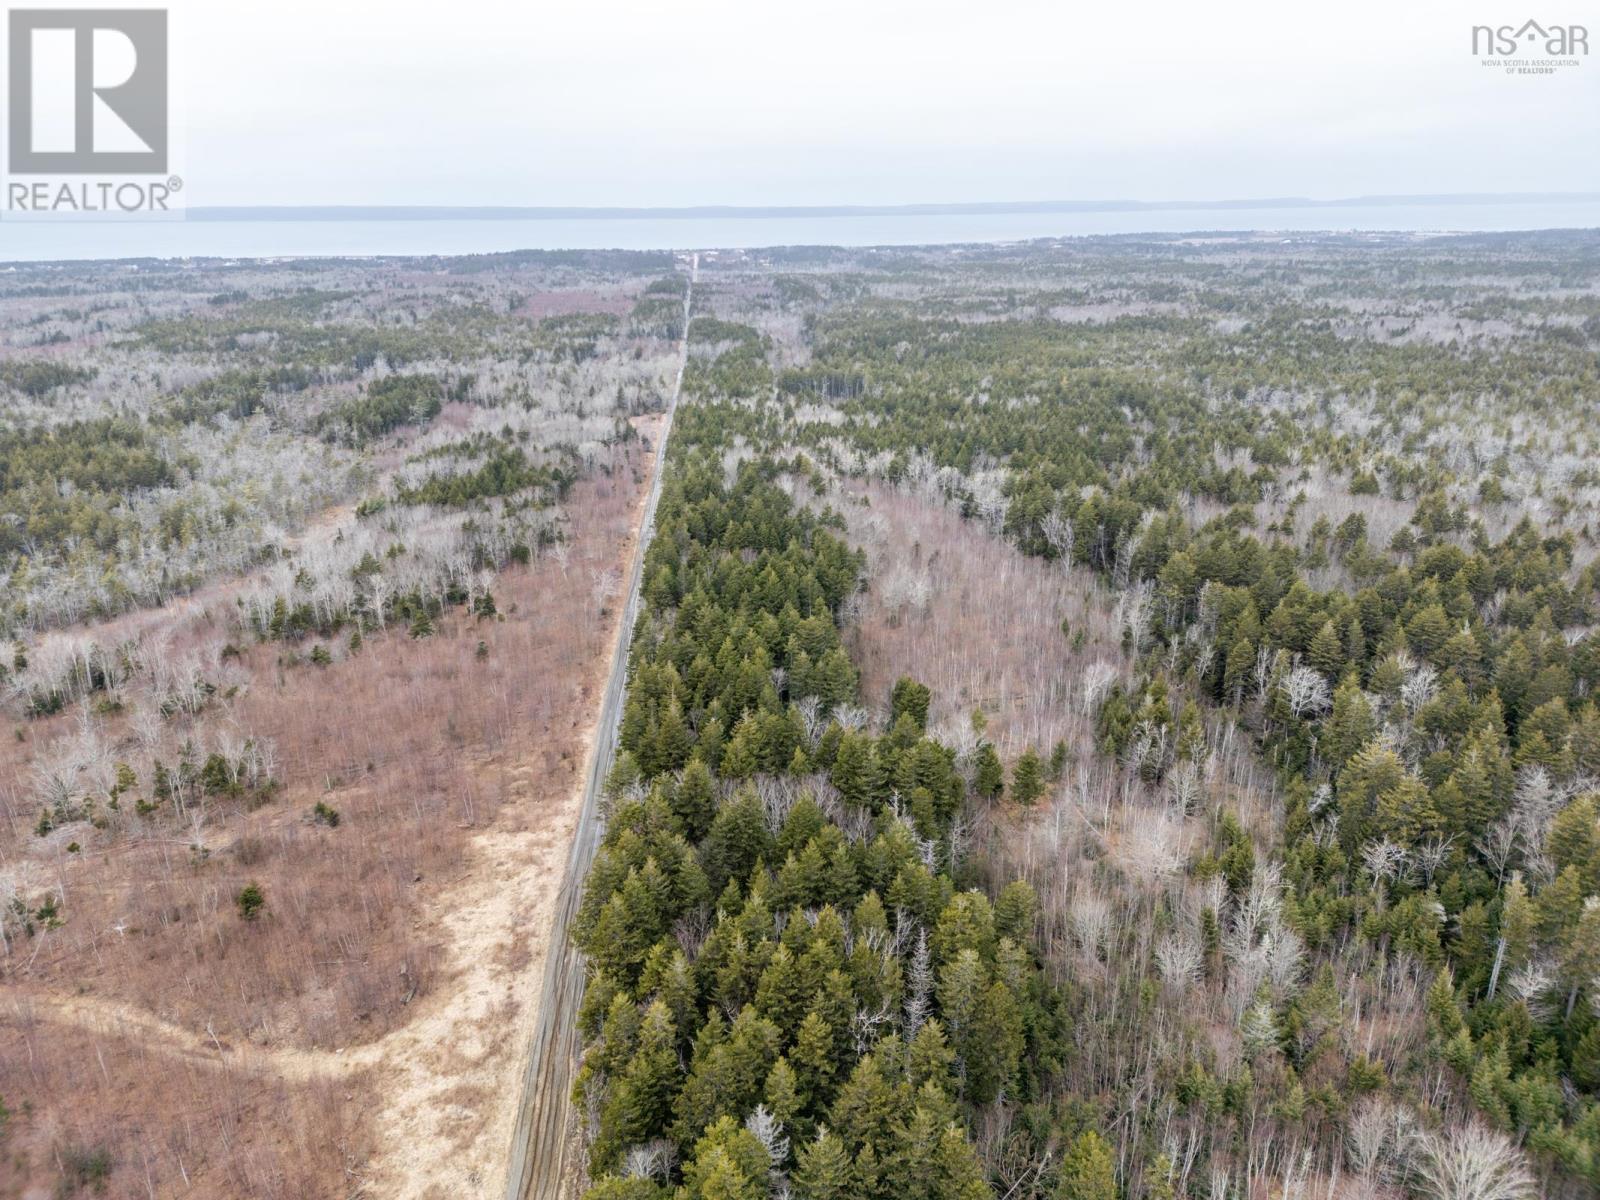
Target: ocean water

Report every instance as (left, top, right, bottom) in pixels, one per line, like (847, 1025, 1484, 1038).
(3, 200, 1600, 262)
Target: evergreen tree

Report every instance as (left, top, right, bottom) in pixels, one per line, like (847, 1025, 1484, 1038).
(793, 1128, 852, 1200)
(674, 757, 718, 840)
(1307, 618, 1344, 678)
(891, 677, 933, 732)
(765, 1056, 802, 1135)
(1055, 1130, 1117, 1200)
(994, 879, 1038, 944)
(595, 1000, 680, 1169)
(1011, 749, 1045, 807)
(1323, 677, 1375, 768)
(680, 1117, 769, 1200)
(973, 743, 1004, 800)
(965, 980, 1024, 1103)
(933, 1122, 992, 1200)
(1561, 898, 1600, 1019)
(585, 1179, 666, 1200)
(702, 792, 772, 892)
(1426, 969, 1465, 1041)
(831, 732, 883, 810)
(792, 1010, 840, 1114)
(655, 698, 693, 774)
(268, 595, 288, 641)
(1223, 637, 1256, 704)
(907, 1020, 956, 1093)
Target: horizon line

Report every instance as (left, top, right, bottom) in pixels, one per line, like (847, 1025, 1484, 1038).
(187, 192, 1600, 222)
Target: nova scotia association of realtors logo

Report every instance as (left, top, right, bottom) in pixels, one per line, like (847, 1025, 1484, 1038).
(5, 7, 181, 215)
(1472, 18, 1589, 73)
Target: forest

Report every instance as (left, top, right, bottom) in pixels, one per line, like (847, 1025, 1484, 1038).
(566, 232, 1600, 1200)
(4, 230, 1600, 1200)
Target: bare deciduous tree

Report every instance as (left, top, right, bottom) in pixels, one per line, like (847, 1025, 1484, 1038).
(1080, 660, 1118, 718)
(1506, 959, 1559, 1021)
(1155, 929, 1202, 994)
(1042, 508, 1075, 566)
(745, 1104, 790, 1175)
(904, 926, 933, 1036)
(1281, 666, 1332, 719)
(1412, 1121, 1536, 1200)
(1476, 815, 1520, 885)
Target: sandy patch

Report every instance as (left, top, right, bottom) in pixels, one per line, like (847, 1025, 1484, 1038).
(357, 443, 655, 1198)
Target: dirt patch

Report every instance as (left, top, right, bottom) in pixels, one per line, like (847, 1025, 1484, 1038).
(358, 426, 657, 1198)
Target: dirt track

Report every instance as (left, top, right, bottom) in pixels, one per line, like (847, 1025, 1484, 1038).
(503, 256, 695, 1200)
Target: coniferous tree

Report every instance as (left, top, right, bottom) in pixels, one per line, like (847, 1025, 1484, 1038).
(1308, 618, 1344, 678)
(792, 1128, 852, 1200)
(974, 743, 1004, 800)
(830, 732, 883, 810)
(594, 1000, 680, 1169)
(1055, 1130, 1117, 1200)
(674, 757, 717, 840)
(1011, 750, 1045, 807)
(891, 677, 933, 732)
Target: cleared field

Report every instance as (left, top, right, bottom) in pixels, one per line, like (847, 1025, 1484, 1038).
(0, 251, 688, 1198)
(0, 444, 659, 1197)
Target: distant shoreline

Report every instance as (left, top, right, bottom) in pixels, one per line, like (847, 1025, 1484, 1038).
(189, 193, 1600, 222)
(7, 199, 1599, 265)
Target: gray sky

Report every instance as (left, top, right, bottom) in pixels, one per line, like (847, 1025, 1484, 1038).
(177, 0, 1600, 207)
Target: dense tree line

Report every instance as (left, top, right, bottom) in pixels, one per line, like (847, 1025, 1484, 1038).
(0, 418, 181, 558)
(570, 443, 1087, 1200)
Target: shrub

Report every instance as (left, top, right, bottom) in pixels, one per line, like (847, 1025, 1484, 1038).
(58, 1143, 112, 1193)
(236, 883, 266, 921)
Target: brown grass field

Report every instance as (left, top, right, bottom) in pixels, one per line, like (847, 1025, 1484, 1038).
(0, 422, 663, 1199)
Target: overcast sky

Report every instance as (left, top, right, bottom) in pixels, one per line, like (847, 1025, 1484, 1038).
(170, 0, 1600, 207)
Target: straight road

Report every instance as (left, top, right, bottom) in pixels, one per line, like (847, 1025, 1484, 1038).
(504, 254, 696, 1200)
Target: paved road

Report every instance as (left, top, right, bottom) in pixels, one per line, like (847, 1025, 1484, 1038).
(504, 255, 695, 1200)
